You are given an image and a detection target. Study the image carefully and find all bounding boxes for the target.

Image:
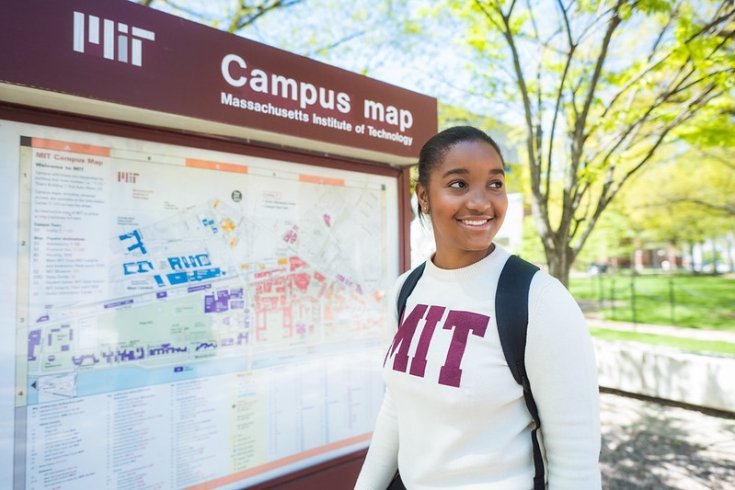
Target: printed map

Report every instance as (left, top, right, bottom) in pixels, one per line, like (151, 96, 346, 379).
(21, 137, 394, 405)
(7, 121, 397, 490)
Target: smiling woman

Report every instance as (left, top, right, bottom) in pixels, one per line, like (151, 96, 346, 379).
(415, 134, 507, 269)
(355, 126, 602, 490)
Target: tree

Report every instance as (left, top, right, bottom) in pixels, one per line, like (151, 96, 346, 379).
(445, 0, 735, 284)
(135, 0, 303, 32)
(674, 96, 735, 217)
(658, 149, 735, 217)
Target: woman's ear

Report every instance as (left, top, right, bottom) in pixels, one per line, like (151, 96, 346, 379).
(415, 182, 429, 213)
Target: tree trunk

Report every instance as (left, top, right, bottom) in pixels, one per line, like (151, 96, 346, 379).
(667, 241, 678, 273)
(688, 242, 697, 272)
(544, 242, 572, 287)
(711, 238, 719, 274)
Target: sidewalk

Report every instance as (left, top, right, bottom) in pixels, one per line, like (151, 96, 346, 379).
(600, 391, 735, 489)
(586, 312, 735, 487)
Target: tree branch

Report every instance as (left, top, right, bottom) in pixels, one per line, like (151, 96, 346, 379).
(699, 150, 735, 172)
(475, 4, 539, 181)
(685, 1, 735, 43)
(545, 0, 577, 206)
(229, 0, 303, 32)
(572, 0, 622, 166)
(309, 30, 368, 56)
(668, 198, 735, 216)
(573, 84, 721, 255)
(591, 59, 695, 169)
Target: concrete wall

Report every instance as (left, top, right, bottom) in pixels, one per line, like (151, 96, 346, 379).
(594, 340, 735, 413)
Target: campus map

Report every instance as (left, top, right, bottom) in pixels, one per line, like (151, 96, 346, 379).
(14, 127, 396, 489)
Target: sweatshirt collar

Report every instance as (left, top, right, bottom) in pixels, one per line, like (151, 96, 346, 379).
(424, 244, 510, 281)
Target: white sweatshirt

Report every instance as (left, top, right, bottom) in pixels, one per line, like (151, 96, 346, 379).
(355, 246, 601, 489)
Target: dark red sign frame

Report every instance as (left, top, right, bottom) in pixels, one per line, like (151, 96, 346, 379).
(1, 0, 437, 161)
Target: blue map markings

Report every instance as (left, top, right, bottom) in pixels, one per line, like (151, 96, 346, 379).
(100, 347, 145, 364)
(149, 343, 188, 356)
(188, 284, 211, 293)
(168, 254, 212, 271)
(119, 229, 147, 255)
(123, 260, 155, 275)
(154, 275, 165, 287)
(201, 217, 218, 234)
(163, 253, 223, 286)
(25, 332, 317, 405)
(34, 332, 252, 373)
(166, 267, 223, 286)
(72, 354, 100, 367)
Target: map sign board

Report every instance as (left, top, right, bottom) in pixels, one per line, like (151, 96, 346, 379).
(2, 119, 399, 489)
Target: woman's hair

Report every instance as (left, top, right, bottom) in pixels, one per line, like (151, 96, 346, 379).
(416, 126, 505, 221)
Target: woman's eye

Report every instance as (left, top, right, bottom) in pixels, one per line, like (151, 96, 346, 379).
(489, 180, 504, 189)
(449, 181, 466, 189)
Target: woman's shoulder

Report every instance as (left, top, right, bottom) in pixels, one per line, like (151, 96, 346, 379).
(511, 258, 566, 295)
(526, 265, 586, 325)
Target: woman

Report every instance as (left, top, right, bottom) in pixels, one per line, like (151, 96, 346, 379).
(355, 126, 601, 489)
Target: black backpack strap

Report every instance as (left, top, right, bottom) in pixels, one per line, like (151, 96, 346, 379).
(496, 255, 539, 384)
(396, 262, 426, 320)
(496, 255, 544, 490)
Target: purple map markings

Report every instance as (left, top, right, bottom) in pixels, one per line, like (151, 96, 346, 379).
(104, 299, 134, 309)
(27, 329, 41, 361)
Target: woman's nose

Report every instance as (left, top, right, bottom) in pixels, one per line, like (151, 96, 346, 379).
(466, 187, 491, 210)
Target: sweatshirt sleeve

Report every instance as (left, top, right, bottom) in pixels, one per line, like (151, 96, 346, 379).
(353, 388, 399, 490)
(354, 271, 410, 490)
(525, 275, 602, 489)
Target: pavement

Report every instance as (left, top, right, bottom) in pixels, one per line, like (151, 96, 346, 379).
(587, 313, 735, 489)
(600, 391, 735, 489)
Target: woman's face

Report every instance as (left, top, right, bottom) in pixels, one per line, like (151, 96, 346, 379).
(416, 140, 508, 269)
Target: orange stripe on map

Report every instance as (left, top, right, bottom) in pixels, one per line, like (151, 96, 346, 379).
(299, 174, 344, 186)
(186, 158, 248, 174)
(31, 138, 110, 157)
(183, 432, 371, 490)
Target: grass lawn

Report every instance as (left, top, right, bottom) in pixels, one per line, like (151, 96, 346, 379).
(590, 328, 735, 356)
(570, 272, 735, 331)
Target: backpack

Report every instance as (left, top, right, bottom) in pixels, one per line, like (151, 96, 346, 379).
(395, 255, 544, 490)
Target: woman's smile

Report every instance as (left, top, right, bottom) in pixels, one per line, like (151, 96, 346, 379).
(458, 216, 495, 228)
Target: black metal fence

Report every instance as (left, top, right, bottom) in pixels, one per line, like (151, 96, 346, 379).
(573, 272, 733, 329)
